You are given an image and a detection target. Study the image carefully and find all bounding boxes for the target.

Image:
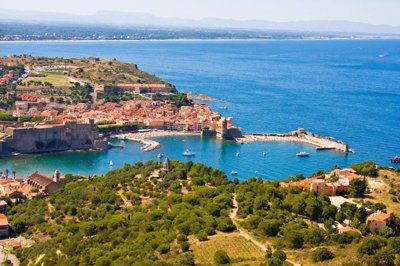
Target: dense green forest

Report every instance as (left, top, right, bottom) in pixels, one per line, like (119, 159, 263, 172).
(8, 161, 235, 266)
(5, 161, 400, 266)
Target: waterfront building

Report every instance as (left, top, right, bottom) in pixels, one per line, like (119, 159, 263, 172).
(26, 171, 61, 195)
(0, 119, 107, 156)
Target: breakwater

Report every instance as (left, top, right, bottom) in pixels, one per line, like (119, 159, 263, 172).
(238, 128, 349, 153)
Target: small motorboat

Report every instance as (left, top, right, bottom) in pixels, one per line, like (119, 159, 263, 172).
(262, 151, 267, 157)
(109, 160, 113, 166)
(182, 149, 195, 156)
(391, 156, 400, 163)
(296, 151, 310, 157)
(231, 171, 238, 175)
(236, 152, 240, 157)
(157, 153, 164, 159)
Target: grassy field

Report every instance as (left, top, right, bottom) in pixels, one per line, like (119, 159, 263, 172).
(285, 245, 359, 266)
(24, 72, 72, 87)
(367, 169, 400, 215)
(192, 233, 265, 266)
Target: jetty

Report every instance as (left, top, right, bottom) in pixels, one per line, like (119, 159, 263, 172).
(237, 128, 349, 153)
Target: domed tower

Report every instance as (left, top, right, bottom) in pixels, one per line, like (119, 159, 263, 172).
(53, 169, 60, 183)
(163, 157, 171, 172)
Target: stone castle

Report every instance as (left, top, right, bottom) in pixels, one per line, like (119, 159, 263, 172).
(0, 119, 107, 155)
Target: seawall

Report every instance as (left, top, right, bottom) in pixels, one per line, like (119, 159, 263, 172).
(238, 129, 349, 153)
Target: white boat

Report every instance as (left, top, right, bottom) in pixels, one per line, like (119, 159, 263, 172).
(109, 160, 113, 166)
(296, 151, 310, 157)
(182, 149, 195, 156)
(231, 171, 238, 175)
(157, 153, 164, 159)
(236, 152, 240, 157)
(262, 151, 267, 157)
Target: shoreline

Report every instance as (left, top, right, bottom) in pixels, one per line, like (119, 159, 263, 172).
(111, 130, 201, 152)
(1, 37, 400, 44)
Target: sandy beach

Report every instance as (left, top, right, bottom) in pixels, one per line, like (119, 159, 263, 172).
(112, 130, 201, 152)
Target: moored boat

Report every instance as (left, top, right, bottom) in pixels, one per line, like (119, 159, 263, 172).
(296, 151, 310, 157)
(391, 156, 400, 163)
(182, 149, 195, 156)
(231, 170, 238, 175)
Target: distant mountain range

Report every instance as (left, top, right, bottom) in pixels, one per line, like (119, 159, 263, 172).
(1, 9, 400, 35)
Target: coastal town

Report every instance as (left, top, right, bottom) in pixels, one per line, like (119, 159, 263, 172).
(0, 55, 244, 157)
(0, 55, 399, 266)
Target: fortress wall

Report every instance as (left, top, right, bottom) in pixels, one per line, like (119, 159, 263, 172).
(2, 122, 101, 154)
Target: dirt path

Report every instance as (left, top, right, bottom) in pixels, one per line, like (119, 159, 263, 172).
(117, 190, 133, 208)
(230, 193, 301, 266)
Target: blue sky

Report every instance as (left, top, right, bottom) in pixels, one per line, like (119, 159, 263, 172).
(3, 0, 400, 26)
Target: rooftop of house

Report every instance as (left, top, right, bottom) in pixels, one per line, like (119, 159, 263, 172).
(0, 200, 7, 206)
(28, 171, 54, 187)
(367, 210, 392, 222)
(338, 226, 361, 234)
(0, 213, 8, 226)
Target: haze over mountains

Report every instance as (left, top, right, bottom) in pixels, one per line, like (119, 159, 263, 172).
(1, 9, 400, 35)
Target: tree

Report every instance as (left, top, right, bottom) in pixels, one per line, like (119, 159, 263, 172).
(378, 226, 394, 239)
(311, 247, 335, 262)
(266, 250, 287, 266)
(368, 249, 395, 266)
(214, 250, 230, 265)
(358, 236, 387, 255)
(296, 173, 305, 181)
(305, 197, 323, 220)
(349, 178, 366, 198)
(258, 219, 281, 237)
(284, 231, 304, 249)
(350, 161, 378, 177)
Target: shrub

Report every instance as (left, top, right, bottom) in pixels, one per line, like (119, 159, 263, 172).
(272, 250, 287, 262)
(158, 244, 170, 254)
(214, 250, 230, 265)
(311, 247, 335, 262)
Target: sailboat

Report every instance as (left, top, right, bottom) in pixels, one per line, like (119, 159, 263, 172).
(236, 152, 240, 157)
(109, 160, 113, 166)
(262, 151, 267, 157)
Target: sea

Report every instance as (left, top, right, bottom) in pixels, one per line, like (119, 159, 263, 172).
(0, 39, 399, 180)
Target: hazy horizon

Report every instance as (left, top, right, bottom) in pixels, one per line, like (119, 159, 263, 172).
(2, 0, 400, 27)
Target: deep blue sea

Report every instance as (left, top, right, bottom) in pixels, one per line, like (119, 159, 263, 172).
(0, 40, 399, 180)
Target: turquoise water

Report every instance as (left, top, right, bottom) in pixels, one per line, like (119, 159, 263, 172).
(0, 40, 399, 179)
